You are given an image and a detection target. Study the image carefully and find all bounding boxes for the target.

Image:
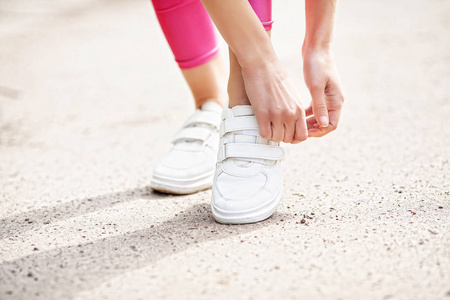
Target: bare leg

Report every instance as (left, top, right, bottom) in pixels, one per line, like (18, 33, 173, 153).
(228, 31, 271, 108)
(151, 53, 226, 194)
(181, 54, 227, 109)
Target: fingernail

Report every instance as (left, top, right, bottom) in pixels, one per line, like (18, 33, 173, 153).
(319, 116, 329, 127)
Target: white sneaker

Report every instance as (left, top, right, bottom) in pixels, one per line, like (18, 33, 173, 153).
(211, 105, 285, 224)
(150, 101, 222, 194)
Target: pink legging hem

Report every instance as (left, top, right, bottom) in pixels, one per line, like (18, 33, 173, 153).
(177, 44, 220, 69)
(152, 0, 272, 69)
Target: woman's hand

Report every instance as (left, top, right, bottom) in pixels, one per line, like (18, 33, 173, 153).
(302, 47, 344, 137)
(241, 59, 308, 144)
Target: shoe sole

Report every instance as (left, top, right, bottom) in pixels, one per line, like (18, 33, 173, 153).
(150, 170, 215, 195)
(211, 188, 283, 224)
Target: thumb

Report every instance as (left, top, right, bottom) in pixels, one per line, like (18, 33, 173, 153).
(310, 86, 329, 128)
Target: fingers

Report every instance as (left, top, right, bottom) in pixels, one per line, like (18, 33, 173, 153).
(292, 116, 308, 144)
(280, 109, 296, 143)
(271, 121, 284, 143)
(254, 109, 272, 140)
(254, 108, 299, 143)
(306, 79, 344, 138)
(257, 100, 340, 142)
(280, 108, 305, 144)
(305, 106, 314, 117)
(254, 110, 284, 142)
(306, 116, 320, 130)
(307, 109, 341, 138)
(282, 122, 295, 143)
(310, 86, 329, 128)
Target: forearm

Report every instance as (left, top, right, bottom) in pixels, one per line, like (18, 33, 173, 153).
(200, 0, 276, 69)
(303, 0, 337, 51)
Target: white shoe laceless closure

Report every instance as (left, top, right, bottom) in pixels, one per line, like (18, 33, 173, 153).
(211, 105, 285, 224)
(150, 101, 222, 194)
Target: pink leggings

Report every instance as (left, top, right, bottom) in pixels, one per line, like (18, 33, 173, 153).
(151, 0, 272, 69)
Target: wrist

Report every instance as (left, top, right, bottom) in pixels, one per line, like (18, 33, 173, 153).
(304, 0, 336, 56)
(302, 41, 333, 59)
(302, 39, 332, 52)
(226, 22, 277, 70)
(240, 53, 285, 81)
(235, 38, 278, 71)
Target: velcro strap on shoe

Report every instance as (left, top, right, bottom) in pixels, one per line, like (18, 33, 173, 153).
(217, 143, 284, 162)
(220, 116, 259, 137)
(231, 106, 255, 116)
(172, 127, 212, 143)
(183, 111, 221, 128)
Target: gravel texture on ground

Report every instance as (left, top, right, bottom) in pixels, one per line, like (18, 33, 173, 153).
(0, 0, 449, 299)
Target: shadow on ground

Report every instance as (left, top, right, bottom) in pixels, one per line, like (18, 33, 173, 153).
(0, 187, 166, 239)
(0, 188, 288, 299)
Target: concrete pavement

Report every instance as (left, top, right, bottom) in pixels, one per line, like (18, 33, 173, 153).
(0, 0, 449, 299)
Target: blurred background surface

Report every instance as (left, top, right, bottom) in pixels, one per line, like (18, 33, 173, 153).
(0, 0, 449, 299)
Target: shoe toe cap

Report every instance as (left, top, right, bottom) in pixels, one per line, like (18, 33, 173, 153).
(153, 149, 215, 179)
(212, 170, 283, 213)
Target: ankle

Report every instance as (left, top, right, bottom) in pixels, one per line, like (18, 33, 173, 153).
(228, 97, 251, 107)
(227, 85, 251, 107)
(195, 97, 226, 109)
